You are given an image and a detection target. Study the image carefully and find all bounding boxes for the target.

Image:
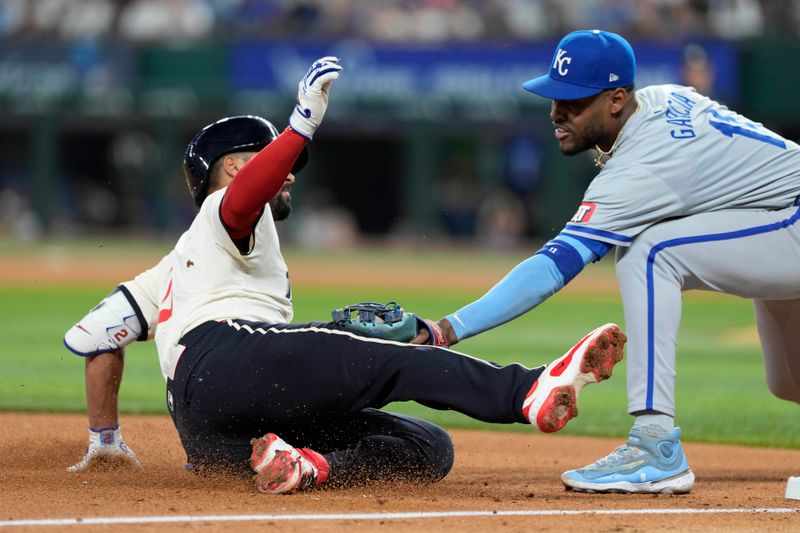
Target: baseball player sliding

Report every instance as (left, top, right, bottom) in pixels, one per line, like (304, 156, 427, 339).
(64, 56, 627, 494)
(414, 30, 800, 494)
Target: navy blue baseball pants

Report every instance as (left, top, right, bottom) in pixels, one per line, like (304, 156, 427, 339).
(167, 319, 542, 485)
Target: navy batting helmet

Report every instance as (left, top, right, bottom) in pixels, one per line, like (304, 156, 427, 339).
(183, 115, 309, 207)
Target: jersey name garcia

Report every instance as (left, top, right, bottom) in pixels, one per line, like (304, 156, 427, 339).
(563, 84, 800, 247)
(136, 188, 293, 380)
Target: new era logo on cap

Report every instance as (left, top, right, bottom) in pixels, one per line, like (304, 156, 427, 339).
(523, 30, 636, 101)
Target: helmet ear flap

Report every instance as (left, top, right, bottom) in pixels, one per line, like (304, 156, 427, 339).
(183, 147, 209, 207)
(183, 115, 282, 207)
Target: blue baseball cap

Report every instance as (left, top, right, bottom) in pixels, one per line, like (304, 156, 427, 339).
(523, 30, 636, 100)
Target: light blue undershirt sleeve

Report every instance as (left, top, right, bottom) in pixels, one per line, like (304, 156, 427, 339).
(445, 232, 611, 342)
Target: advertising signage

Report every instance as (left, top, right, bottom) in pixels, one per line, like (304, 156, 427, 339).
(0, 39, 738, 116)
(0, 41, 134, 114)
(231, 39, 738, 105)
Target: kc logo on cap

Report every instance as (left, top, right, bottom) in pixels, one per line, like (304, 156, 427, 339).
(553, 49, 572, 76)
(523, 29, 636, 101)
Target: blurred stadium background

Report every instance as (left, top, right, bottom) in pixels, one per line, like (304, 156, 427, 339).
(1, 0, 799, 246)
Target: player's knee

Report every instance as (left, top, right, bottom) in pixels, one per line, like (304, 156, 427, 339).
(417, 422, 454, 481)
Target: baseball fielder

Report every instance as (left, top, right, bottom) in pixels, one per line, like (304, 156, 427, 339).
(416, 30, 800, 494)
(64, 56, 626, 494)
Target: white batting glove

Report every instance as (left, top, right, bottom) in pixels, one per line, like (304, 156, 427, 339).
(67, 425, 142, 472)
(289, 56, 342, 140)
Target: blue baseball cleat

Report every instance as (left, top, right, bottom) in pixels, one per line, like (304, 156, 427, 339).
(561, 425, 695, 494)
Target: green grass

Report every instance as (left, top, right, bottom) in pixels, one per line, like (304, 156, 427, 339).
(2, 276, 799, 449)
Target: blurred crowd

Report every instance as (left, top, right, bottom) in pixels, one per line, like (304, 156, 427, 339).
(0, 0, 798, 44)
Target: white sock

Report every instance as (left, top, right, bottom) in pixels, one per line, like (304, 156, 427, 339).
(635, 414, 675, 435)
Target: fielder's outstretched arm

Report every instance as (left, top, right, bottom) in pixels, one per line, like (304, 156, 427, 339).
(439, 232, 612, 344)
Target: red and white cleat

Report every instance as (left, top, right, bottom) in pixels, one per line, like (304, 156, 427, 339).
(523, 323, 626, 433)
(250, 433, 327, 494)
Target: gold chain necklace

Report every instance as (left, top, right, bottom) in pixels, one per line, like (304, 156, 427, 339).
(593, 100, 641, 169)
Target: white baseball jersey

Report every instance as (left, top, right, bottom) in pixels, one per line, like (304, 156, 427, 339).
(563, 84, 800, 246)
(121, 254, 173, 342)
(124, 188, 293, 380)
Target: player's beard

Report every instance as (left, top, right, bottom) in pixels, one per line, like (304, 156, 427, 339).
(559, 121, 606, 156)
(270, 186, 292, 221)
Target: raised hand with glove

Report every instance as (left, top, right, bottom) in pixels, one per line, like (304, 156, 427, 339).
(68, 424, 142, 472)
(289, 56, 342, 140)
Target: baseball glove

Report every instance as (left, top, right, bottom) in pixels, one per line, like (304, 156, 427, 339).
(332, 301, 419, 342)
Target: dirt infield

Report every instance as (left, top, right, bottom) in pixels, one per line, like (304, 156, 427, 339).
(2, 413, 799, 532)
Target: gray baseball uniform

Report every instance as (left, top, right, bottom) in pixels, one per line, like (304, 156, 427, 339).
(563, 84, 800, 416)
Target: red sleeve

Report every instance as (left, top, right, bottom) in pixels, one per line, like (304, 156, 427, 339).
(221, 127, 307, 239)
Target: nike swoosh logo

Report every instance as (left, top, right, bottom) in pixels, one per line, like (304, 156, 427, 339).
(295, 105, 311, 118)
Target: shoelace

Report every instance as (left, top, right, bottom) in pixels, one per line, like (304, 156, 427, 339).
(591, 444, 643, 468)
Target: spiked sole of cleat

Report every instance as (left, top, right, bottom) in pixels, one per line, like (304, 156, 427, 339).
(254, 450, 298, 494)
(249, 436, 273, 472)
(536, 385, 578, 433)
(580, 326, 626, 382)
(525, 323, 627, 432)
